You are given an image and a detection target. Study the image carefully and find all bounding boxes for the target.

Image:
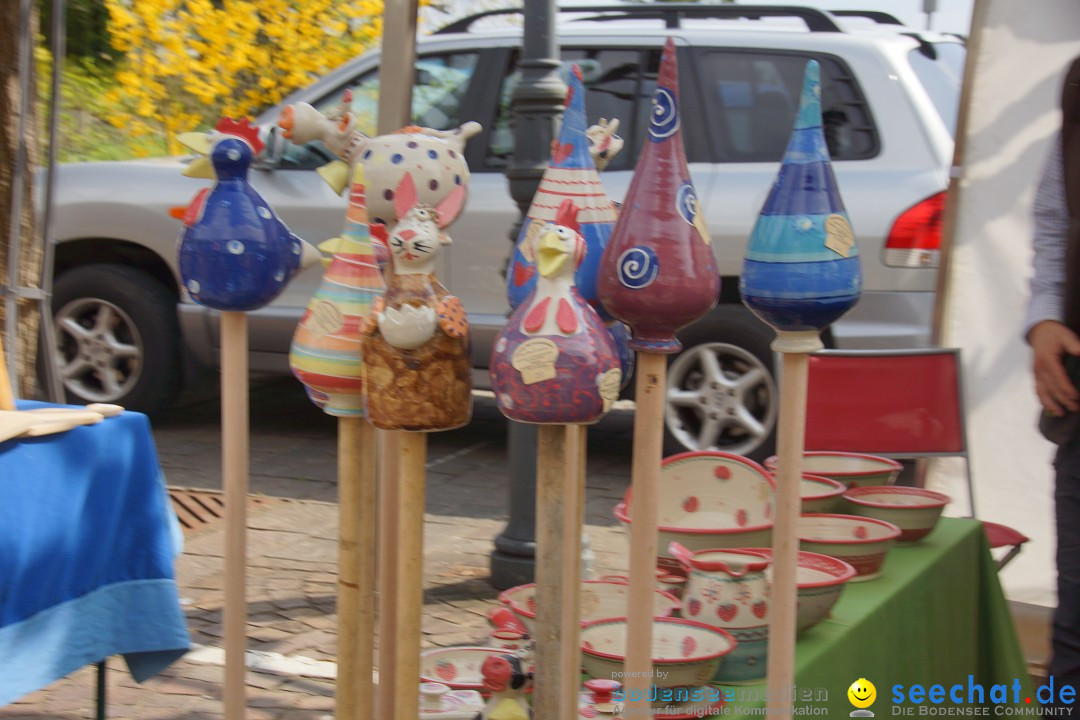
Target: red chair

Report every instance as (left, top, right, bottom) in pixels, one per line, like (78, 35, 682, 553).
(805, 348, 1028, 569)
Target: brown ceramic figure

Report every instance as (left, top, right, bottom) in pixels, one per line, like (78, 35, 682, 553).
(361, 174, 471, 431)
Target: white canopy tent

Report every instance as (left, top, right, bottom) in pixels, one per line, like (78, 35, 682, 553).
(930, 0, 1080, 664)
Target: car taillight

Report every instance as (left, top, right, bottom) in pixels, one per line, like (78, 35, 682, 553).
(883, 192, 945, 268)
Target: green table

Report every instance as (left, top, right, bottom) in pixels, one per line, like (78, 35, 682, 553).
(703, 518, 1035, 717)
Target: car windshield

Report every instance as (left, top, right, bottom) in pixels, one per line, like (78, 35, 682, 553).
(907, 40, 965, 137)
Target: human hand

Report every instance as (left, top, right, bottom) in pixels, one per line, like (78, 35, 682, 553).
(1029, 320, 1080, 416)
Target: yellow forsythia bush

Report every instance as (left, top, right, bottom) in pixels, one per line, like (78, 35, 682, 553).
(102, 0, 384, 156)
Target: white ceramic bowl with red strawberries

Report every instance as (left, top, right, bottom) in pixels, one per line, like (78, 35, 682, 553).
(579, 617, 736, 689)
(766, 451, 903, 489)
(498, 579, 681, 634)
(614, 451, 775, 573)
(797, 513, 902, 581)
(842, 486, 951, 543)
(742, 547, 856, 633)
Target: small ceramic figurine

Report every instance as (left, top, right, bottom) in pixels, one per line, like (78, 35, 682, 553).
(290, 166, 385, 415)
(360, 174, 471, 431)
(277, 98, 480, 229)
(740, 59, 861, 351)
(491, 199, 621, 425)
(506, 65, 621, 318)
(178, 117, 320, 311)
(596, 38, 719, 353)
(474, 654, 532, 720)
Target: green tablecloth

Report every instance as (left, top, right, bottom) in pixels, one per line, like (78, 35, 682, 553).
(708, 518, 1036, 717)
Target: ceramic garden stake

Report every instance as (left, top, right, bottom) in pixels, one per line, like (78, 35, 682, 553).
(360, 172, 472, 720)
(493, 199, 621, 425)
(177, 117, 320, 720)
(595, 38, 719, 712)
(290, 167, 384, 416)
(278, 98, 480, 226)
(493, 200, 621, 718)
(507, 66, 621, 319)
(288, 165, 385, 720)
(178, 118, 320, 311)
(361, 173, 471, 431)
(739, 60, 861, 715)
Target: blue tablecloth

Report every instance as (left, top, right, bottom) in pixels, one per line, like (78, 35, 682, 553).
(0, 401, 190, 705)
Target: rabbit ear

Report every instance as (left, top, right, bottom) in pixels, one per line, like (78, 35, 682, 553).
(435, 185, 467, 229)
(394, 173, 418, 220)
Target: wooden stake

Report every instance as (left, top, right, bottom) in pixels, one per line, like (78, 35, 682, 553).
(394, 431, 427, 720)
(765, 349, 811, 716)
(221, 311, 249, 720)
(338, 417, 377, 720)
(560, 424, 587, 720)
(625, 352, 666, 712)
(378, 428, 400, 720)
(535, 423, 568, 720)
(0, 334, 14, 410)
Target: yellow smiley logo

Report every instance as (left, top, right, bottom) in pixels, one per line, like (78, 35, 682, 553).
(848, 678, 877, 709)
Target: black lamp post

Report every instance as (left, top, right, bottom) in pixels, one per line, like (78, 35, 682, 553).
(489, 0, 566, 590)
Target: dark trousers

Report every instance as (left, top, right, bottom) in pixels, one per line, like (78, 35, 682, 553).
(1050, 439, 1080, 695)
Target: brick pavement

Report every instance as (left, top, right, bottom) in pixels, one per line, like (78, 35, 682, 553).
(0, 378, 635, 719)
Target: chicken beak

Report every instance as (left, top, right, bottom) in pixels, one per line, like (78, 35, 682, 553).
(537, 231, 569, 278)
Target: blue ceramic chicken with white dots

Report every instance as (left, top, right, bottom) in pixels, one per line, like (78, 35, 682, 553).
(178, 117, 320, 312)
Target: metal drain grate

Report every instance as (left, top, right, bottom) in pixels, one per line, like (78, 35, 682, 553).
(168, 488, 278, 534)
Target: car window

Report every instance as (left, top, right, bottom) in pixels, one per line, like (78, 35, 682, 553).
(277, 52, 480, 170)
(697, 50, 879, 162)
(906, 41, 964, 137)
(486, 47, 670, 173)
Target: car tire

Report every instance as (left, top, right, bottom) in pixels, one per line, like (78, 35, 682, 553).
(663, 305, 778, 462)
(51, 263, 181, 417)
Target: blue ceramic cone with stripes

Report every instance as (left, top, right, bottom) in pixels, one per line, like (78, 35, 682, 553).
(740, 61, 861, 352)
(507, 64, 619, 318)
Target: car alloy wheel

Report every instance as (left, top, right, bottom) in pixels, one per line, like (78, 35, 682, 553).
(54, 296, 143, 403)
(665, 341, 777, 458)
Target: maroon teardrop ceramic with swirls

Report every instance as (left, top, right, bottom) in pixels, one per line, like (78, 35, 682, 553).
(597, 38, 719, 354)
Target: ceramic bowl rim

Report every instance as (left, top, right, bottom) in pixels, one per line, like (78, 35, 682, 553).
(615, 451, 776, 533)
(765, 451, 904, 477)
(579, 617, 737, 664)
(739, 547, 857, 588)
(418, 646, 510, 688)
(671, 546, 772, 574)
(796, 473, 848, 500)
(842, 486, 951, 510)
(498, 579, 681, 622)
(797, 513, 902, 544)
(614, 501, 773, 535)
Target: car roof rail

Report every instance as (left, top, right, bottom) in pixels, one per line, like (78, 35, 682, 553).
(434, 4, 844, 35)
(827, 10, 905, 25)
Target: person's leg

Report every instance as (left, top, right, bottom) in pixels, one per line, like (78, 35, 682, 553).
(1049, 439, 1080, 703)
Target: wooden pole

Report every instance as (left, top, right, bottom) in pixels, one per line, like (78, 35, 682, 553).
(534, 423, 568, 720)
(560, 423, 586, 720)
(624, 352, 666, 712)
(338, 416, 377, 720)
(0, 334, 14, 410)
(765, 349, 811, 716)
(378, 429, 400, 720)
(394, 430, 426, 720)
(221, 310, 249, 720)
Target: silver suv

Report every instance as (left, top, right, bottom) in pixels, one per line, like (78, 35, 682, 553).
(48, 5, 962, 460)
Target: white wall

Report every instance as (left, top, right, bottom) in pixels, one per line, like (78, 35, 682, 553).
(931, 0, 1080, 607)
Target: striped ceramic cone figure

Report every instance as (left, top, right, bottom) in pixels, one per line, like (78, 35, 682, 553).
(506, 64, 620, 318)
(740, 59, 861, 350)
(290, 166, 385, 415)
